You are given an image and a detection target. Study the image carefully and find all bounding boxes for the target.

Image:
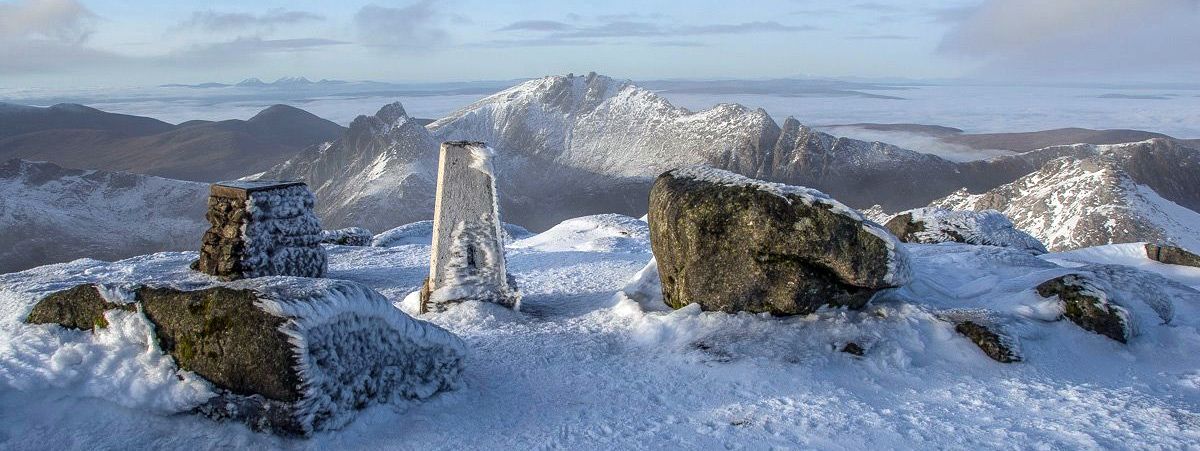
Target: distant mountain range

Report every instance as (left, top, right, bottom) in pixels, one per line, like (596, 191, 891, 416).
(3, 72, 1198, 273)
(262, 73, 1200, 235)
(0, 103, 344, 181)
(825, 123, 1200, 152)
(160, 77, 350, 89)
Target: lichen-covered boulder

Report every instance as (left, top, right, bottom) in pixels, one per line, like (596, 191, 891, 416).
(320, 227, 374, 246)
(885, 207, 1047, 254)
(25, 284, 135, 329)
(1037, 274, 1132, 343)
(24, 278, 465, 436)
(648, 166, 909, 315)
(1144, 243, 1200, 268)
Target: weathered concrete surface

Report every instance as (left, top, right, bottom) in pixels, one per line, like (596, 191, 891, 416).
(423, 141, 517, 312)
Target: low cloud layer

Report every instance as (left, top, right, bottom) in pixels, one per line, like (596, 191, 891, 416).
(939, 0, 1200, 80)
(491, 17, 815, 46)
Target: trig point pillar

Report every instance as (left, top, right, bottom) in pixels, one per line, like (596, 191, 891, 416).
(421, 141, 519, 312)
(196, 180, 327, 280)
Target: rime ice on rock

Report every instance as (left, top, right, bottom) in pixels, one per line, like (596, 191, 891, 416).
(197, 180, 327, 279)
(421, 141, 519, 312)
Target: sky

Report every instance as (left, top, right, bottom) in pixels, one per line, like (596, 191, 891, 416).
(0, 0, 1198, 88)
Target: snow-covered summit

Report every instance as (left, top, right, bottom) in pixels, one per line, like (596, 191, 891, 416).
(4, 214, 1200, 448)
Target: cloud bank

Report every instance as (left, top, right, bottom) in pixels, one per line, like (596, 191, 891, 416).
(939, 0, 1200, 80)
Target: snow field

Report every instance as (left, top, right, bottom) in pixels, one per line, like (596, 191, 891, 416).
(1, 215, 1199, 449)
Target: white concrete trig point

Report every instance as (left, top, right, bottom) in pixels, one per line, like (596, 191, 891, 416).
(420, 141, 520, 313)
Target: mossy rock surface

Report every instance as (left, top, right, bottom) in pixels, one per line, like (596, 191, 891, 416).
(25, 284, 134, 330)
(138, 286, 301, 402)
(954, 321, 1021, 363)
(1036, 275, 1130, 343)
(648, 167, 902, 315)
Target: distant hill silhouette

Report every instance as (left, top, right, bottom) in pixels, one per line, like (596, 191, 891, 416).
(0, 103, 345, 181)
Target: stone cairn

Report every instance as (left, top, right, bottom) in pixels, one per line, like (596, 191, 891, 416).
(420, 141, 519, 312)
(197, 180, 327, 279)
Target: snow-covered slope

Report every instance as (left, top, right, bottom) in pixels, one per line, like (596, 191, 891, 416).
(3, 214, 1200, 448)
(932, 154, 1200, 252)
(0, 159, 208, 273)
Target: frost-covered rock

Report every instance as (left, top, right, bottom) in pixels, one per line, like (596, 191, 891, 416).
(197, 181, 327, 279)
(884, 207, 1047, 254)
(1034, 264, 1187, 343)
(23, 277, 465, 435)
(1036, 274, 1132, 343)
(936, 309, 1022, 363)
(320, 227, 373, 246)
(648, 166, 909, 315)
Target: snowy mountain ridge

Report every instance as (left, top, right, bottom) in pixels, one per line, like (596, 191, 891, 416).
(262, 102, 440, 232)
(0, 159, 208, 273)
(271, 72, 980, 231)
(932, 153, 1200, 252)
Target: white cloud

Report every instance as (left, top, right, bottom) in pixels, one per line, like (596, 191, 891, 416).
(181, 8, 324, 32)
(354, 1, 450, 52)
(0, 0, 95, 42)
(0, 0, 113, 73)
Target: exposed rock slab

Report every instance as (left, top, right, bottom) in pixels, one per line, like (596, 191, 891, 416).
(1144, 243, 1200, 268)
(648, 166, 908, 315)
(320, 227, 374, 246)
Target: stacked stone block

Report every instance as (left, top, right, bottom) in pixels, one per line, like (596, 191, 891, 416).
(197, 181, 327, 279)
